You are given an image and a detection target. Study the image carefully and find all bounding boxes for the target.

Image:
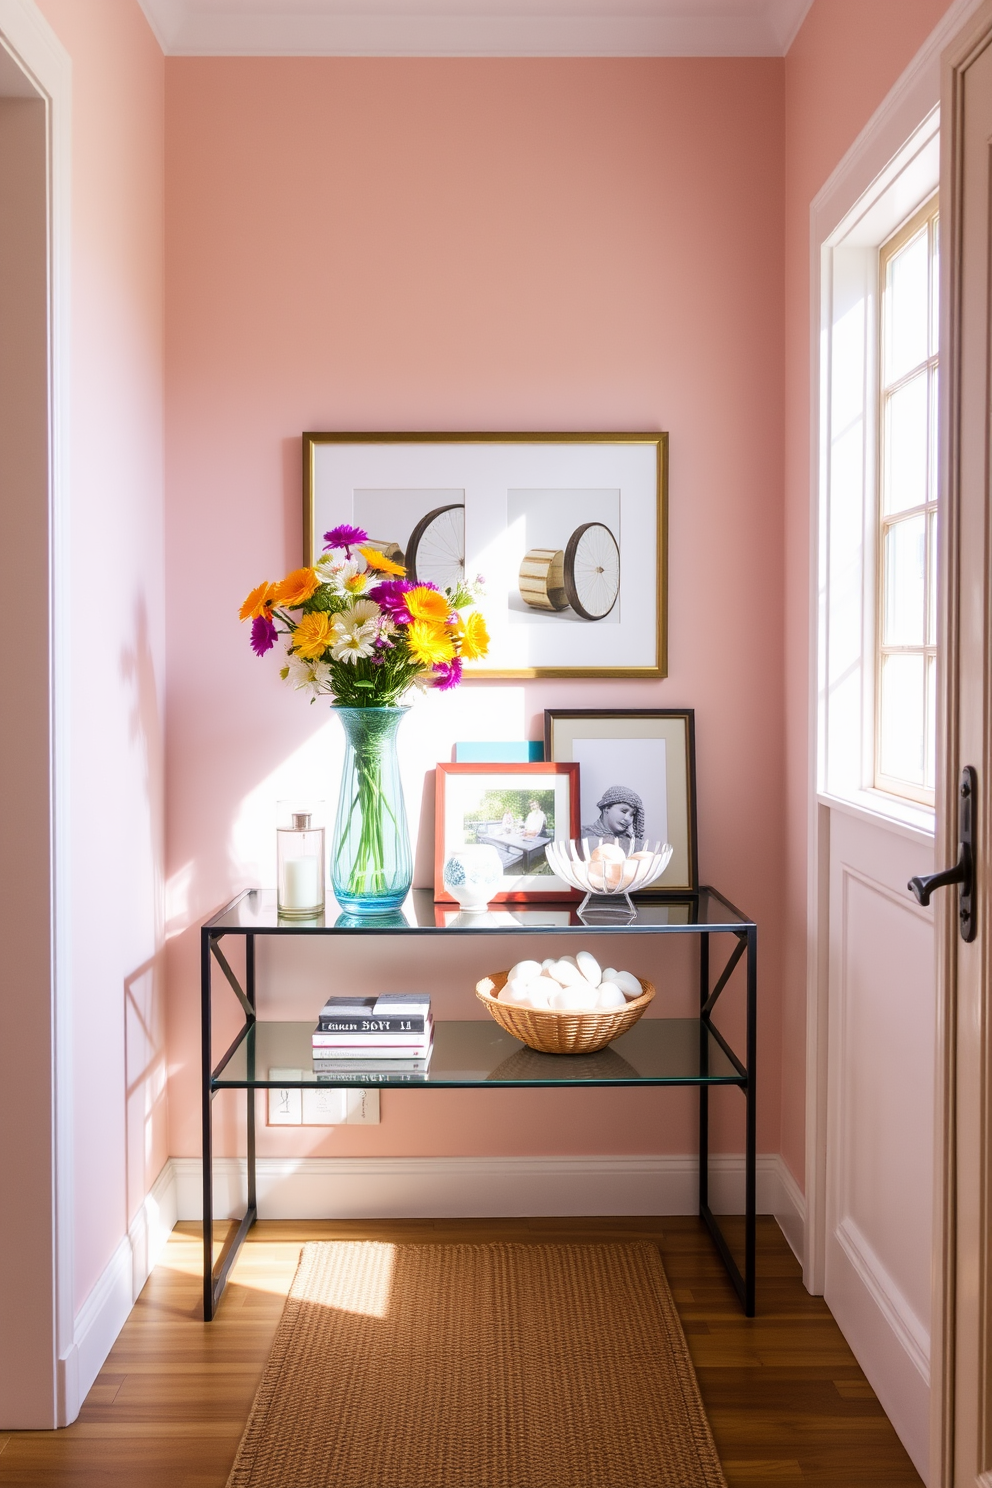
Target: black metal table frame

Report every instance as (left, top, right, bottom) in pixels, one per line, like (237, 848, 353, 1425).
(200, 888, 757, 1320)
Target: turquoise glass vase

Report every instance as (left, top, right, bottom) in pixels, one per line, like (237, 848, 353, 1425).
(331, 706, 413, 915)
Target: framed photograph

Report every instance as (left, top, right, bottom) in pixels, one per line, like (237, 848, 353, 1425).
(303, 432, 668, 678)
(544, 709, 697, 894)
(434, 762, 581, 903)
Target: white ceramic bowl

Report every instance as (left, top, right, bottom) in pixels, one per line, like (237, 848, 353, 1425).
(544, 838, 674, 901)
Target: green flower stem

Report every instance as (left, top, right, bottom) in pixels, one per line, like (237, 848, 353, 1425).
(335, 735, 399, 896)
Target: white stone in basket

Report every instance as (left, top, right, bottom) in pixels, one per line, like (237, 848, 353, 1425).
(611, 970, 643, 1000)
(548, 959, 585, 987)
(576, 950, 602, 986)
(550, 984, 599, 1012)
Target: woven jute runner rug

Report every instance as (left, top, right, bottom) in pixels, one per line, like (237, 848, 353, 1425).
(226, 1240, 727, 1488)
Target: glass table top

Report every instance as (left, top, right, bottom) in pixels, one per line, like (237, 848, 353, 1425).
(213, 1018, 745, 1088)
(205, 887, 753, 935)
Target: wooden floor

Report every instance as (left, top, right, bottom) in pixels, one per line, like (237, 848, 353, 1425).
(0, 1216, 922, 1488)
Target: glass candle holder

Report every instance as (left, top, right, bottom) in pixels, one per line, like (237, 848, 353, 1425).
(277, 808, 325, 918)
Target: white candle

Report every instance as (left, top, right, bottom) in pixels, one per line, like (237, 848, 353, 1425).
(282, 856, 320, 910)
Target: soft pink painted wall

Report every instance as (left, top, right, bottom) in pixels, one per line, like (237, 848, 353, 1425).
(780, 0, 958, 1186)
(34, 0, 167, 1305)
(165, 57, 786, 1165)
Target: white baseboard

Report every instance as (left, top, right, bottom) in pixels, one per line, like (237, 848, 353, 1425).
(829, 1216, 931, 1480)
(773, 1157, 806, 1264)
(58, 1161, 177, 1422)
(171, 1152, 806, 1239)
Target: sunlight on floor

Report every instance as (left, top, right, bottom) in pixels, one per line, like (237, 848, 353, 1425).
(312, 1240, 396, 1317)
(158, 1233, 397, 1314)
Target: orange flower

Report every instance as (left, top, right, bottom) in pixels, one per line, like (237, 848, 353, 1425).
(455, 609, 490, 660)
(239, 581, 278, 622)
(406, 620, 455, 667)
(292, 611, 335, 660)
(275, 567, 321, 607)
(358, 546, 406, 577)
(406, 586, 451, 624)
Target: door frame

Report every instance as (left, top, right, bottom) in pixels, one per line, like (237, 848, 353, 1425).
(0, 0, 73, 1427)
(933, 6, 992, 1483)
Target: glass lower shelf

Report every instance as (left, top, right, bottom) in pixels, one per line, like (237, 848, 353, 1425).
(212, 1018, 745, 1089)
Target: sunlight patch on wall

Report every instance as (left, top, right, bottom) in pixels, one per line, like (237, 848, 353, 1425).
(230, 690, 528, 892)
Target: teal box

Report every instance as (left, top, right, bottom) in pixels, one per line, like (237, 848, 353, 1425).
(453, 741, 545, 763)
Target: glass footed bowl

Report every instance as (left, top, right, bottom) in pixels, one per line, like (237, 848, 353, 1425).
(545, 838, 674, 918)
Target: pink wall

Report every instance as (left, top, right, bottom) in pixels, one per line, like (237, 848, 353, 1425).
(164, 58, 786, 1163)
(780, 0, 958, 1185)
(35, 0, 167, 1305)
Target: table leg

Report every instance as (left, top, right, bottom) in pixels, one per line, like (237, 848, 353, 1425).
(744, 925, 757, 1316)
(698, 928, 756, 1316)
(202, 930, 259, 1320)
(246, 933, 257, 1219)
(201, 930, 214, 1321)
(698, 932, 709, 1217)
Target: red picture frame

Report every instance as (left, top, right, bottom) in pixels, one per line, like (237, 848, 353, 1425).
(434, 761, 581, 903)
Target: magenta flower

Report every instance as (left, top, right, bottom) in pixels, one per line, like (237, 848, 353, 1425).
(368, 579, 415, 623)
(322, 523, 369, 557)
(250, 614, 278, 657)
(431, 657, 463, 691)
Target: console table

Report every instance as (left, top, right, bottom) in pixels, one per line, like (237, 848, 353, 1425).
(200, 886, 757, 1319)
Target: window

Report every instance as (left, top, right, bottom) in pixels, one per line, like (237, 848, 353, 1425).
(875, 195, 939, 805)
(817, 104, 938, 834)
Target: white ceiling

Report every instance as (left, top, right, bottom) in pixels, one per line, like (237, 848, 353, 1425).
(137, 0, 814, 57)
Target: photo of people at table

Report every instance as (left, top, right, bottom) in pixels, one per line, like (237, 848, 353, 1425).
(461, 789, 556, 875)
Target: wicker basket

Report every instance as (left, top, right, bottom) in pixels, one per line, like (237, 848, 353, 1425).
(475, 970, 655, 1055)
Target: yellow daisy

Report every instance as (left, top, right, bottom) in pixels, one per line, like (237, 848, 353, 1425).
(275, 567, 321, 607)
(406, 619, 455, 667)
(406, 586, 451, 624)
(239, 581, 277, 622)
(455, 609, 490, 660)
(358, 546, 406, 577)
(292, 611, 335, 660)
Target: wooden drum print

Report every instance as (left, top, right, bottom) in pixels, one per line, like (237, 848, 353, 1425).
(518, 548, 569, 611)
(518, 524, 621, 621)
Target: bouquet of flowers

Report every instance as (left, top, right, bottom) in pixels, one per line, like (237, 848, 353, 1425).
(238, 522, 490, 700)
(239, 524, 490, 912)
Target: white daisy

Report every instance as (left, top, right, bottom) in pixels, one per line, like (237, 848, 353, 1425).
(283, 653, 333, 697)
(345, 598, 382, 627)
(330, 607, 378, 665)
(319, 554, 371, 598)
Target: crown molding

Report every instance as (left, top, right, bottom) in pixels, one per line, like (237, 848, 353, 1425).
(136, 0, 813, 58)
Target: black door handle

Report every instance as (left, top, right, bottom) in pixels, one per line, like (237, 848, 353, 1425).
(907, 766, 976, 942)
(908, 849, 970, 904)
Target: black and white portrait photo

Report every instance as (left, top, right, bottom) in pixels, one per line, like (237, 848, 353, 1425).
(544, 710, 697, 893)
(580, 784, 648, 845)
(573, 743, 667, 847)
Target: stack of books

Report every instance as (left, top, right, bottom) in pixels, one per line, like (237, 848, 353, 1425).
(312, 994, 433, 1073)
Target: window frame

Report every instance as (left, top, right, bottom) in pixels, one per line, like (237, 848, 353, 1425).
(874, 192, 939, 807)
(815, 105, 939, 839)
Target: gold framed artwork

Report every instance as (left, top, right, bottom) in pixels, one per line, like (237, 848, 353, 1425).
(303, 432, 668, 679)
(544, 708, 697, 894)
